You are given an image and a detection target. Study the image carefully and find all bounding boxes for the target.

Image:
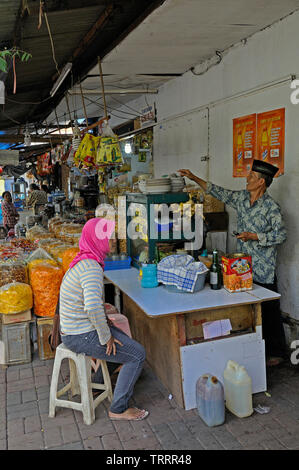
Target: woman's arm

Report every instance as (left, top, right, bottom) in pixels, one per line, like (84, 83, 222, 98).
(79, 264, 112, 345)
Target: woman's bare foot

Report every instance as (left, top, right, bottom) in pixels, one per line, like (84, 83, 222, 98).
(108, 407, 149, 421)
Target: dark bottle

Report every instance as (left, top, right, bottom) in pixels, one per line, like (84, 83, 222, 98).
(210, 249, 222, 290)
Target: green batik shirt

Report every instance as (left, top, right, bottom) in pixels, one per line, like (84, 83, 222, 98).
(206, 182, 287, 284)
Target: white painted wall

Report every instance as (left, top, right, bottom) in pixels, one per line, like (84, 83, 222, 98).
(109, 10, 299, 335)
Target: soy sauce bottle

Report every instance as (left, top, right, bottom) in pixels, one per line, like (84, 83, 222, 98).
(210, 249, 222, 290)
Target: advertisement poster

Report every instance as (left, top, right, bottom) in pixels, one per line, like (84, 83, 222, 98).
(233, 114, 256, 177)
(257, 108, 285, 176)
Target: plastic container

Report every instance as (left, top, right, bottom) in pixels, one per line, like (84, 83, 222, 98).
(104, 256, 131, 271)
(223, 360, 253, 418)
(164, 271, 208, 293)
(141, 264, 158, 288)
(196, 374, 225, 427)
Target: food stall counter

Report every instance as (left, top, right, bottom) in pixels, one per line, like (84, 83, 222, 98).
(104, 267, 280, 409)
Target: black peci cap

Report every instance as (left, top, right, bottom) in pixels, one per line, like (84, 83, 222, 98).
(252, 159, 279, 178)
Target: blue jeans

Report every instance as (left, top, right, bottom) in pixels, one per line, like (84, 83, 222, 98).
(61, 325, 146, 413)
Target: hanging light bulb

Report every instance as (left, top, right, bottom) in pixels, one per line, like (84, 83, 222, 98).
(125, 142, 132, 154)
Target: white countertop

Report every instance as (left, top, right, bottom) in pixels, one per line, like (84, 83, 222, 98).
(104, 268, 280, 318)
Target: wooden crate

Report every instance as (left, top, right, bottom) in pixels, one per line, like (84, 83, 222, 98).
(37, 317, 55, 360)
(2, 310, 32, 325)
(2, 321, 32, 365)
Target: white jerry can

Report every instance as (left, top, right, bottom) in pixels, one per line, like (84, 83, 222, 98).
(223, 360, 253, 418)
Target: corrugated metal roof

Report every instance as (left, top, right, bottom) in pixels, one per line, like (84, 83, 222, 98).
(0, 0, 166, 131)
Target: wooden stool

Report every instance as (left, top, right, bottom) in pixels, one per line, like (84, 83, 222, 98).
(49, 343, 113, 425)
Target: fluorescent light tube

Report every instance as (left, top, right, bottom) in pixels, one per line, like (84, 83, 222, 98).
(50, 62, 72, 97)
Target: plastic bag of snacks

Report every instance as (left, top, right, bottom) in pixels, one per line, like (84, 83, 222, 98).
(74, 133, 100, 169)
(0, 244, 25, 262)
(38, 238, 61, 249)
(0, 282, 33, 314)
(10, 238, 37, 254)
(48, 217, 64, 233)
(26, 225, 51, 241)
(62, 247, 79, 272)
(26, 247, 55, 265)
(28, 258, 58, 280)
(59, 223, 83, 243)
(30, 263, 64, 317)
(48, 244, 73, 264)
(0, 261, 28, 287)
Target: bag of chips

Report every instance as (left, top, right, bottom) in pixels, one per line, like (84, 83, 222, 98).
(0, 282, 33, 314)
(30, 263, 64, 317)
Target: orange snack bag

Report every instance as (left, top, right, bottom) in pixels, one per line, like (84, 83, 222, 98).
(62, 247, 79, 273)
(30, 263, 63, 317)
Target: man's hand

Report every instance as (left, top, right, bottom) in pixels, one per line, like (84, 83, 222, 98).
(178, 169, 196, 180)
(105, 336, 123, 356)
(236, 232, 258, 242)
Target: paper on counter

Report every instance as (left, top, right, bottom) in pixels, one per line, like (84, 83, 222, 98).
(202, 319, 232, 339)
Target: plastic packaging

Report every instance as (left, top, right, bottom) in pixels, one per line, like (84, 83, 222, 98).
(223, 360, 253, 418)
(141, 264, 158, 288)
(26, 247, 55, 265)
(26, 225, 51, 241)
(196, 374, 225, 427)
(0, 261, 28, 287)
(48, 217, 64, 233)
(0, 282, 33, 314)
(62, 247, 79, 272)
(30, 263, 64, 317)
(28, 258, 58, 279)
(48, 244, 73, 264)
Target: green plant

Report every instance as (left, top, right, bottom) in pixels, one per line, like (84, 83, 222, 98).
(0, 48, 32, 73)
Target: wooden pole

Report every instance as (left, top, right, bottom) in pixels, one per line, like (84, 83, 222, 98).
(97, 57, 108, 122)
(79, 82, 89, 127)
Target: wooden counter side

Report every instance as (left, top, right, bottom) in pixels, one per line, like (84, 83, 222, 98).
(122, 293, 185, 408)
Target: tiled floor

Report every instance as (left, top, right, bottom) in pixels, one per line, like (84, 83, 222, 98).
(1, 348, 299, 450)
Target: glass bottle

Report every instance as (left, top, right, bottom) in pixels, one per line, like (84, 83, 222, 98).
(210, 249, 222, 290)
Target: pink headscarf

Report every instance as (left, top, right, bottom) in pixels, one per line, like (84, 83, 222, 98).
(69, 218, 116, 270)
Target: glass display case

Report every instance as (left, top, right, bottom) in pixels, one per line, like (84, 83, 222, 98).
(125, 192, 197, 268)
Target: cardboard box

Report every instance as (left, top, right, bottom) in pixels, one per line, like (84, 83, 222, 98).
(2, 309, 32, 325)
(222, 253, 253, 293)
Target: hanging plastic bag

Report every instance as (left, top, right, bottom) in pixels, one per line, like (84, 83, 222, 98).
(0, 282, 33, 314)
(74, 133, 100, 169)
(96, 122, 123, 165)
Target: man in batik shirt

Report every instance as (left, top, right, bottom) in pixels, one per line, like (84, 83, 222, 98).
(179, 160, 287, 366)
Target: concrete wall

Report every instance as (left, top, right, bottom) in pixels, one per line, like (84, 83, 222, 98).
(109, 10, 299, 343)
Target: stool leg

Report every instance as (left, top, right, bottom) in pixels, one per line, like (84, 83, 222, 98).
(69, 359, 80, 396)
(49, 353, 63, 418)
(101, 360, 113, 402)
(76, 355, 95, 425)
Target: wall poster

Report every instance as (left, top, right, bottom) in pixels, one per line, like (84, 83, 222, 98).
(256, 108, 285, 176)
(233, 114, 256, 177)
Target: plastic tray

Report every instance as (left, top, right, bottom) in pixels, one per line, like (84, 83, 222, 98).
(104, 256, 132, 271)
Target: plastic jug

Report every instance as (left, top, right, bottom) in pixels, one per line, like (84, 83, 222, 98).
(141, 264, 158, 288)
(196, 374, 225, 427)
(223, 360, 253, 418)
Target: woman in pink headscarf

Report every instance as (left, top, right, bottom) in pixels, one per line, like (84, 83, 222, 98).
(59, 218, 148, 421)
